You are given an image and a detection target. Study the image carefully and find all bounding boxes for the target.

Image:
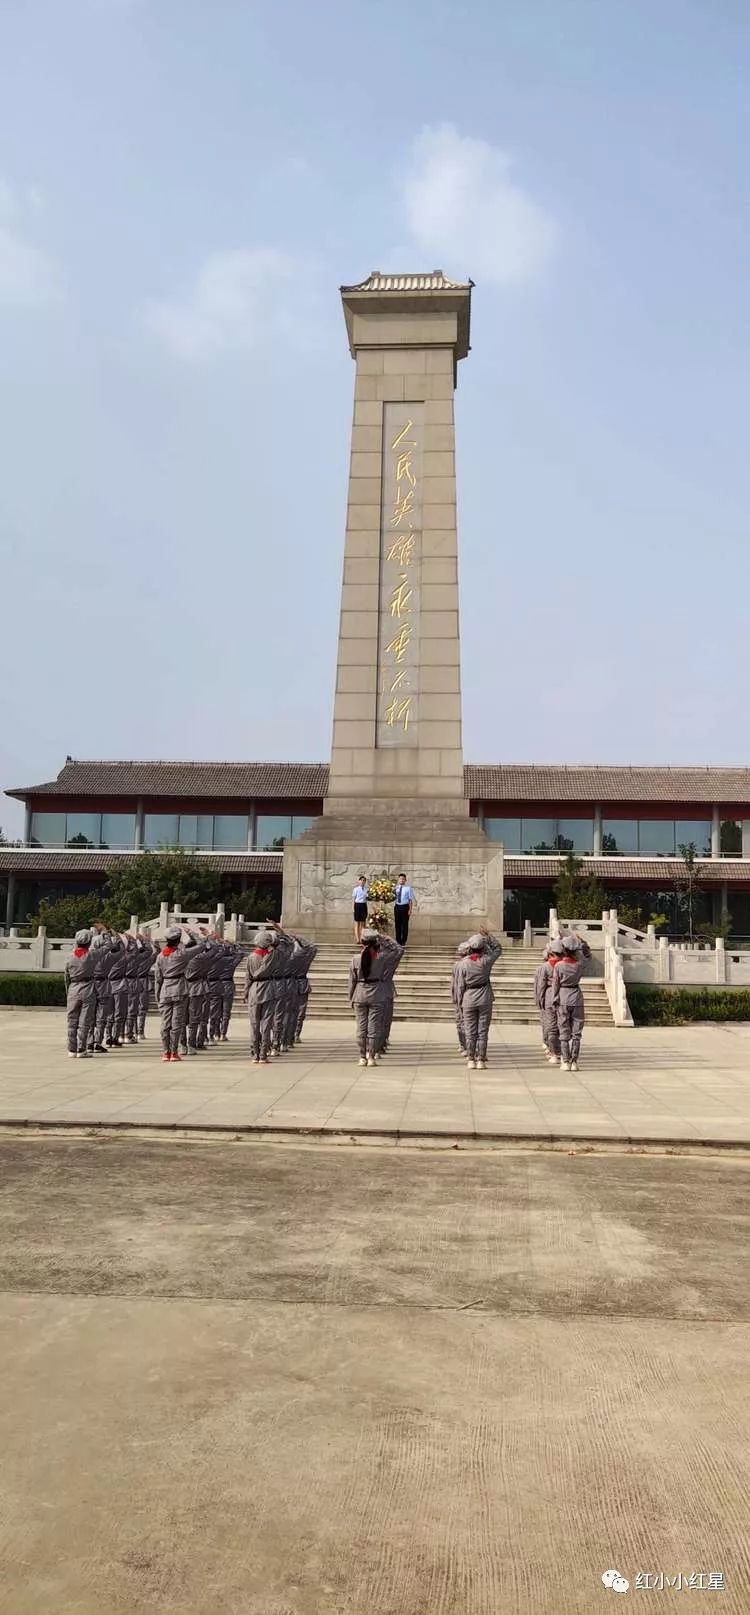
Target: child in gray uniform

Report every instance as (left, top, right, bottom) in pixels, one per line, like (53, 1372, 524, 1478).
(551, 939, 588, 1071)
(64, 929, 97, 1056)
(452, 941, 471, 1054)
(456, 930, 502, 1070)
(349, 929, 404, 1067)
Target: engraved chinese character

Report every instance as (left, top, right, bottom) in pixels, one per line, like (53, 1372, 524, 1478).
(384, 694, 411, 732)
(686, 1573, 706, 1590)
(387, 531, 416, 567)
(707, 1572, 725, 1590)
(389, 574, 413, 618)
(389, 668, 409, 693)
(665, 1575, 683, 1589)
(391, 418, 416, 450)
(394, 450, 417, 488)
(385, 624, 411, 663)
(635, 1572, 651, 1589)
(390, 486, 416, 527)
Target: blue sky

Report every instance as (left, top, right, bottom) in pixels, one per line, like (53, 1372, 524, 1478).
(2, 0, 750, 834)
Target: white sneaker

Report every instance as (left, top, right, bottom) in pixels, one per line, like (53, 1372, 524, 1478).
(476, 1059, 487, 1070)
(358, 1057, 367, 1067)
(570, 1061, 579, 1072)
(560, 1061, 571, 1071)
(547, 1055, 559, 1065)
(366, 1056, 376, 1067)
(68, 1051, 77, 1058)
(466, 1059, 476, 1071)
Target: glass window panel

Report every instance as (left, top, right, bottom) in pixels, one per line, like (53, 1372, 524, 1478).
(675, 820, 711, 858)
(178, 814, 198, 847)
(213, 815, 248, 850)
(720, 819, 742, 858)
(65, 812, 101, 847)
(144, 813, 179, 848)
(485, 817, 521, 850)
(291, 815, 314, 839)
(638, 820, 675, 856)
(602, 820, 638, 854)
(30, 811, 66, 846)
(100, 813, 136, 848)
(256, 814, 292, 850)
(555, 818, 593, 854)
(521, 818, 556, 853)
(196, 814, 213, 848)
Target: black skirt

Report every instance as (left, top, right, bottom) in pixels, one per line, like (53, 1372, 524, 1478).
(353, 902, 368, 922)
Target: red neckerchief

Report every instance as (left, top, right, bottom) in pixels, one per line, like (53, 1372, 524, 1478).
(470, 952, 481, 961)
(73, 947, 87, 958)
(254, 947, 269, 956)
(162, 946, 176, 956)
(563, 953, 577, 963)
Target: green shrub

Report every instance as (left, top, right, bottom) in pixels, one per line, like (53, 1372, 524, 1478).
(629, 986, 750, 1025)
(0, 973, 67, 1006)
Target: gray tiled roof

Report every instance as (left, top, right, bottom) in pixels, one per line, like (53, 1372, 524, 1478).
(6, 759, 329, 801)
(466, 764, 750, 804)
(0, 849, 284, 875)
(8, 759, 750, 807)
(504, 856, 745, 882)
(341, 270, 471, 292)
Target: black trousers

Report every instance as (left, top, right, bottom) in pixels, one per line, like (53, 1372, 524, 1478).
(394, 905, 410, 945)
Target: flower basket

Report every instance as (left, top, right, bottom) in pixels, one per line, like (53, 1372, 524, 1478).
(370, 908, 391, 933)
(368, 873, 396, 905)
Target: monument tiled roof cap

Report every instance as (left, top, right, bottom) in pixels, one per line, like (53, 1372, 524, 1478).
(6, 759, 329, 801)
(465, 764, 750, 804)
(341, 270, 472, 292)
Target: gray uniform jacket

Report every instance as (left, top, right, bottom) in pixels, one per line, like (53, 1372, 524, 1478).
(218, 944, 244, 981)
(184, 936, 218, 985)
(90, 932, 115, 981)
(107, 942, 129, 985)
(135, 941, 157, 979)
(125, 942, 143, 981)
(534, 961, 548, 1011)
(64, 949, 96, 993)
(154, 944, 190, 1002)
(349, 940, 404, 1006)
(550, 957, 585, 1002)
(456, 937, 503, 1011)
(245, 947, 280, 1003)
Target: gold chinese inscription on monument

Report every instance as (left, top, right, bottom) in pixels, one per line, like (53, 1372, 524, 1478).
(377, 402, 423, 745)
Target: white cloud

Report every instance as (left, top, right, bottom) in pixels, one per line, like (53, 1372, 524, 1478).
(0, 183, 60, 308)
(402, 124, 556, 286)
(142, 247, 296, 361)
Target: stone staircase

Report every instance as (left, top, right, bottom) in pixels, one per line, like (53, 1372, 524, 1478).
(301, 941, 615, 1025)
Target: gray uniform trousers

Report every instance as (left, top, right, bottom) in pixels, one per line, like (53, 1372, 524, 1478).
(354, 996, 386, 1058)
(557, 987, 584, 1064)
(207, 982, 224, 1040)
(159, 987, 187, 1055)
(542, 998, 560, 1056)
(110, 979, 129, 1042)
(185, 981, 207, 1050)
(137, 976, 150, 1035)
(248, 985, 274, 1061)
(221, 980, 236, 1038)
(93, 980, 113, 1049)
(295, 981, 310, 1041)
(452, 963, 466, 1051)
(462, 990, 493, 1062)
(125, 978, 141, 1040)
(65, 980, 96, 1053)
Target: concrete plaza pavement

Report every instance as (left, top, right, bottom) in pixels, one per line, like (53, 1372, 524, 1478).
(3, 1009, 750, 1142)
(1, 1135, 748, 1613)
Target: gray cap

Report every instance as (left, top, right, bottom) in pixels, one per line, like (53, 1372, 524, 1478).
(561, 932, 580, 951)
(254, 928, 274, 948)
(74, 928, 92, 947)
(467, 933, 485, 952)
(165, 926, 182, 944)
(549, 939, 565, 955)
(361, 928, 380, 944)
(457, 941, 471, 956)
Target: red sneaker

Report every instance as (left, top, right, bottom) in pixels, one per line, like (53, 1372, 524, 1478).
(161, 1052, 171, 1062)
(171, 1053, 182, 1063)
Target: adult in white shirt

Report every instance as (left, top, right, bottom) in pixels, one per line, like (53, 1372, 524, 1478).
(352, 875, 369, 943)
(394, 874, 414, 946)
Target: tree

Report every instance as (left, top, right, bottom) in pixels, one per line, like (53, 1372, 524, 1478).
(676, 841, 698, 944)
(100, 848, 223, 930)
(31, 891, 106, 937)
(553, 853, 606, 921)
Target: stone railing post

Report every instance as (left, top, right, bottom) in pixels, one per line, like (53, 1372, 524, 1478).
(522, 920, 532, 949)
(647, 923, 656, 948)
(130, 913, 139, 935)
(159, 901, 169, 934)
(715, 936, 726, 984)
(35, 925, 47, 969)
(657, 936, 671, 982)
(215, 902, 225, 938)
(549, 907, 560, 937)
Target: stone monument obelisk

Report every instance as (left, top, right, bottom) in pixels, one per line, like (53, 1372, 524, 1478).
(282, 271, 502, 936)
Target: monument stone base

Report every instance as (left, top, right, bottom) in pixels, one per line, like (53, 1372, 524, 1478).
(282, 799, 503, 940)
